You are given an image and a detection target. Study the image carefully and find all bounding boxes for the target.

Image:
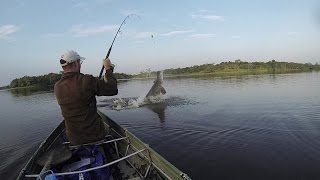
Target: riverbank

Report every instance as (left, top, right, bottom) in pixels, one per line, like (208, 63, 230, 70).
(133, 69, 319, 80)
(6, 86, 36, 90)
(5, 59, 320, 87)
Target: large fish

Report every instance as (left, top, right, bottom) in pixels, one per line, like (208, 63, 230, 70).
(145, 71, 166, 99)
(111, 71, 166, 109)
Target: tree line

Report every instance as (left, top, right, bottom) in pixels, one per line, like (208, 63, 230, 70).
(9, 73, 61, 88)
(6, 72, 133, 89)
(4, 60, 320, 89)
(162, 60, 320, 75)
(0, 85, 10, 90)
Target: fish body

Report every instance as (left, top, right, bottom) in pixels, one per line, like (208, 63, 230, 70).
(145, 71, 166, 99)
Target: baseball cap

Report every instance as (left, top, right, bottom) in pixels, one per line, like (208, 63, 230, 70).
(60, 50, 85, 67)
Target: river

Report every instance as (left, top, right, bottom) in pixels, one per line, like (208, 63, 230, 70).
(0, 72, 320, 180)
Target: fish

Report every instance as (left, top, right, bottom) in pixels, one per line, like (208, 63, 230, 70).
(145, 71, 166, 100)
(111, 71, 166, 109)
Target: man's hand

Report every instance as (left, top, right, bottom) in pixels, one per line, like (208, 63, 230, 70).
(103, 58, 111, 70)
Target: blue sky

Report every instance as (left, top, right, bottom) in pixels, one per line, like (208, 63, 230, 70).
(0, 0, 320, 86)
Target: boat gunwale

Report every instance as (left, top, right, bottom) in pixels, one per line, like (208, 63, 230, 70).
(16, 121, 65, 180)
(99, 111, 191, 180)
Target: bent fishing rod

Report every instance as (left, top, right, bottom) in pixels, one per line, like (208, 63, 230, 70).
(99, 14, 135, 79)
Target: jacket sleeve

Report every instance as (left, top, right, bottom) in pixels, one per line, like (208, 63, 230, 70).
(91, 69, 118, 96)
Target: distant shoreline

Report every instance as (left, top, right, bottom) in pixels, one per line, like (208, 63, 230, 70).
(7, 86, 36, 90)
(3, 69, 319, 89)
(1, 85, 53, 91)
(4, 60, 320, 88)
(126, 69, 319, 80)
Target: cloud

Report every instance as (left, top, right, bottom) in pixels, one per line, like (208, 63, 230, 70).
(160, 30, 194, 36)
(70, 24, 118, 37)
(133, 30, 194, 40)
(134, 31, 154, 39)
(0, 25, 19, 40)
(191, 14, 225, 22)
(189, 33, 216, 38)
(288, 32, 298, 36)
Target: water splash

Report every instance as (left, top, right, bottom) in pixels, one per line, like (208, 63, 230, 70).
(111, 94, 165, 110)
(99, 95, 198, 111)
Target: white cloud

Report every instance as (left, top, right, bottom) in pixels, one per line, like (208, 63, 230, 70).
(0, 25, 19, 40)
(160, 30, 194, 36)
(70, 24, 118, 37)
(134, 31, 154, 39)
(288, 32, 298, 36)
(191, 14, 225, 22)
(189, 33, 216, 38)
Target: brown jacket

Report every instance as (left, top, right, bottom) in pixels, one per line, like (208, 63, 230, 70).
(54, 70, 118, 145)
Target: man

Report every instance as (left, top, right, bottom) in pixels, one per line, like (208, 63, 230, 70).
(54, 50, 118, 145)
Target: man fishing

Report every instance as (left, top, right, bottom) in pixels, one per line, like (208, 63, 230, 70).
(54, 50, 118, 145)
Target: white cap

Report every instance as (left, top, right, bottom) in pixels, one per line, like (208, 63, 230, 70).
(60, 50, 85, 67)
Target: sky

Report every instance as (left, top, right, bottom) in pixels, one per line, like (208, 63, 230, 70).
(0, 0, 320, 86)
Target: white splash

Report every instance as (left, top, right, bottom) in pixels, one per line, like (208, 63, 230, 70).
(144, 94, 165, 104)
(111, 94, 165, 111)
(112, 98, 126, 110)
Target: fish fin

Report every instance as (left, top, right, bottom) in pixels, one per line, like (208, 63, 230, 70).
(160, 87, 166, 94)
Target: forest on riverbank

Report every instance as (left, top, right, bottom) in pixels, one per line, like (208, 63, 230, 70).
(136, 60, 320, 78)
(2, 60, 319, 89)
(4, 73, 133, 89)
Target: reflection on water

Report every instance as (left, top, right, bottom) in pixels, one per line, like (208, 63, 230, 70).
(9, 86, 53, 97)
(145, 103, 167, 123)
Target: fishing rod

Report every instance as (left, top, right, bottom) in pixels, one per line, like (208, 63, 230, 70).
(98, 14, 135, 79)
